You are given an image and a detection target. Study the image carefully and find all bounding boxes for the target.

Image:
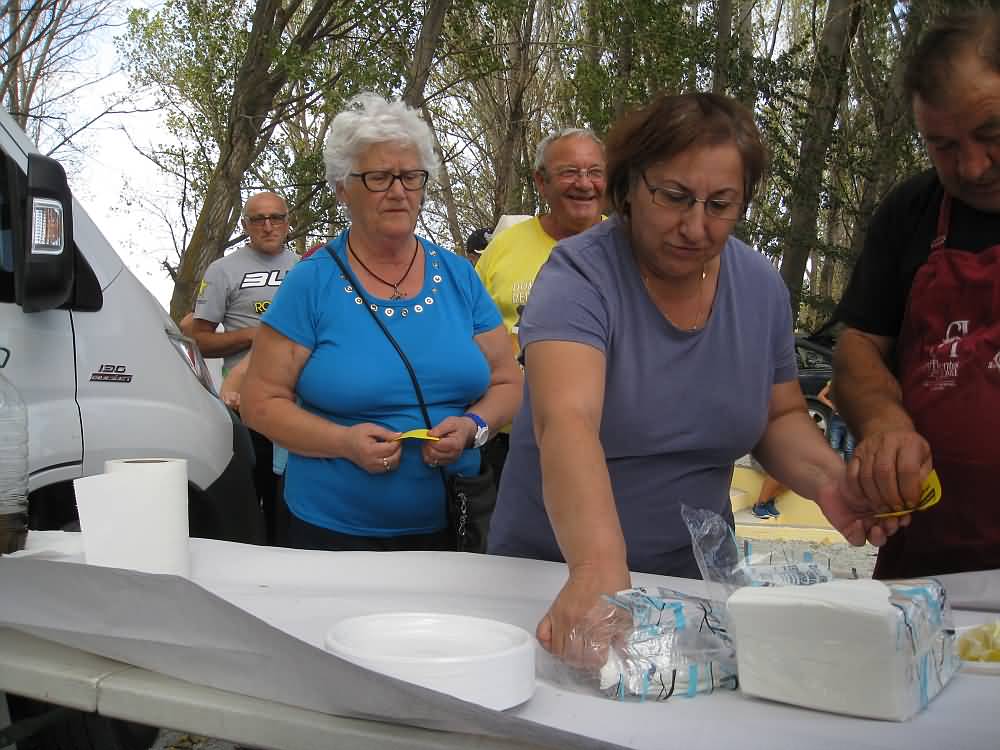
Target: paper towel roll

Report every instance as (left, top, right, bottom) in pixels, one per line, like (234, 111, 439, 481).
(73, 459, 190, 576)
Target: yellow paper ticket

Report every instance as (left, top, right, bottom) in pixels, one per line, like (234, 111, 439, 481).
(393, 429, 440, 442)
(873, 469, 942, 519)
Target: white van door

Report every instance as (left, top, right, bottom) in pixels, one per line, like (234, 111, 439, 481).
(0, 309, 82, 488)
(0, 152, 83, 489)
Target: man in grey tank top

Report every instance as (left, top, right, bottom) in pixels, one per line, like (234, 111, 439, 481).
(193, 191, 298, 544)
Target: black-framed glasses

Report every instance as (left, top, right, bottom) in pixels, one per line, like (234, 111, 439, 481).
(349, 170, 429, 192)
(245, 213, 288, 226)
(640, 173, 744, 220)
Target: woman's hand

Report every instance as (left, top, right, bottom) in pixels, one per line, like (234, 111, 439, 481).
(220, 389, 241, 410)
(754, 380, 909, 548)
(341, 423, 402, 474)
(814, 464, 909, 547)
(219, 353, 251, 411)
(423, 416, 477, 467)
(537, 562, 631, 667)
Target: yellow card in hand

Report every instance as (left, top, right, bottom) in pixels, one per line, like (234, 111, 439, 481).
(873, 469, 942, 518)
(394, 429, 440, 442)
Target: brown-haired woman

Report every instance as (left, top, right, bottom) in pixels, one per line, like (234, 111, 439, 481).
(487, 91, 902, 662)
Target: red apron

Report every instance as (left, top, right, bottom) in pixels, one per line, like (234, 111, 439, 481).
(874, 194, 1000, 578)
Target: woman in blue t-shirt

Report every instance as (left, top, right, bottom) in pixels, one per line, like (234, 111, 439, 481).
(240, 94, 521, 551)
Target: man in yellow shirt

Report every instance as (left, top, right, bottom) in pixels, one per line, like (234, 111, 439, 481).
(476, 128, 607, 481)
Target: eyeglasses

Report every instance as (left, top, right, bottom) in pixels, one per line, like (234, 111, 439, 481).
(551, 166, 606, 183)
(245, 213, 288, 226)
(640, 173, 744, 220)
(349, 170, 429, 192)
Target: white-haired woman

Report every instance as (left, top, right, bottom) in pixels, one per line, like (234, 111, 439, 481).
(241, 93, 521, 551)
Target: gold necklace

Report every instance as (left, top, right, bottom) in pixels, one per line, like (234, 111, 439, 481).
(644, 264, 709, 332)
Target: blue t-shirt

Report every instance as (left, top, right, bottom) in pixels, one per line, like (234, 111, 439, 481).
(262, 231, 502, 536)
(487, 216, 797, 575)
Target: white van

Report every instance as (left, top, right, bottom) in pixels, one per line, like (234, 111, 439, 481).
(0, 108, 263, 547)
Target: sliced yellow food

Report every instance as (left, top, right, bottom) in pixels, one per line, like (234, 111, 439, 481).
(958, 621, 1000, 662)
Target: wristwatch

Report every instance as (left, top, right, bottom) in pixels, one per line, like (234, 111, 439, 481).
(463, 412, 489, 448)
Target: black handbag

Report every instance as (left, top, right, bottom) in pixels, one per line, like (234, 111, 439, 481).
(327, 246, 497, 553)
(445, 459, 496, 553)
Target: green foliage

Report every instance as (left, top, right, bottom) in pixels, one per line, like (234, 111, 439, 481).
(119, 0, 424, 256)
(566, 0, 710, 134)
(121, 0, 934, 323)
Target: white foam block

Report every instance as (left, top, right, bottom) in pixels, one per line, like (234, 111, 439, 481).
(727, 579, 956, 721)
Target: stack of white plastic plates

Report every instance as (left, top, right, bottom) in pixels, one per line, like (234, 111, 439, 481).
(324, 612, 536, 710)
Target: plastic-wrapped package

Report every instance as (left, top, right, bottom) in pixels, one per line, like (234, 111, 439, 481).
(727, 577, 958, 721)
(680, 504, 834, 594)
(564, 587, 738, 701)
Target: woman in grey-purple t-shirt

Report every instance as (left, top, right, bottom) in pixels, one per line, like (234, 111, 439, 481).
(487, 92, 896, 662)
(489, 215, 796, 574)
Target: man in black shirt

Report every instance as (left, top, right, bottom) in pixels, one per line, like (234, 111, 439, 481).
(834, 10, 1000, 578)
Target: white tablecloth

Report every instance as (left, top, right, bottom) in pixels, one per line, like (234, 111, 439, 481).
(1, 532, 998, 750)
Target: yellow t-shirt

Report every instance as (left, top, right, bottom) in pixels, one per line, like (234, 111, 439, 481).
(475, 216, 555, 434)
(475, 216, 556, 338)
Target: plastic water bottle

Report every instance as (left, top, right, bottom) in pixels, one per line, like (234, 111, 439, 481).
(0, 370, 28, 553)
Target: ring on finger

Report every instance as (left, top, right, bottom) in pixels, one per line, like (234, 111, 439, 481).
(429, 460, 438, 468)
(382, 457, 390, 472)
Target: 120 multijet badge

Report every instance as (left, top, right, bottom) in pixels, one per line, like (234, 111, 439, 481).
(90, 364, 133, 383)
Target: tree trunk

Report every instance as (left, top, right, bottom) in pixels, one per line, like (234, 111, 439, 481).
(816, 189, 843, 321)
(612, 10, 634, 120)
(712, 0, 733, 94)
(845, 4, 928, 271)
(732, 0, 757, 108)
(493, 0, 537, 219)
(767, 0, 785, 59)
(167, 0, 345, 321)
(422, 105, 464, 252)
(779, 0, 862, 324)
(685, 1, 699, 89)
(401, 0, 452, 108)
(583, 0, 601, 70)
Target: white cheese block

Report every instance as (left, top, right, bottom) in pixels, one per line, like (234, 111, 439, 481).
(727, 578, 957, 721)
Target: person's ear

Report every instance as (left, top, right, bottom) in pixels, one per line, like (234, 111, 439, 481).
(532, 169, 546, 195)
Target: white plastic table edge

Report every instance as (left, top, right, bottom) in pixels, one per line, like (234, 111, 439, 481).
(0, 628, 549, 750)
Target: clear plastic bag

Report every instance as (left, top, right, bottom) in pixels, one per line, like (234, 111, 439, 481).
(559, 587, 738, 701)
(680, 504, 833, 598)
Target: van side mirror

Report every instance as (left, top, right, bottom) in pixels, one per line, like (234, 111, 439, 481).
(16, 153, 74, 312)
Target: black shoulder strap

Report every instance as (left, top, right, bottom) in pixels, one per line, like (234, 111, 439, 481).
(326, 244, 433, 431)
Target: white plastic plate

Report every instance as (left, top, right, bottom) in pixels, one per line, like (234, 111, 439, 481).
(324, 612, 536, 709)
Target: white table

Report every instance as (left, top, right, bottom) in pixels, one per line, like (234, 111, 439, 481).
(2, 532, 998, 750)
(0, 627, 541, 749)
